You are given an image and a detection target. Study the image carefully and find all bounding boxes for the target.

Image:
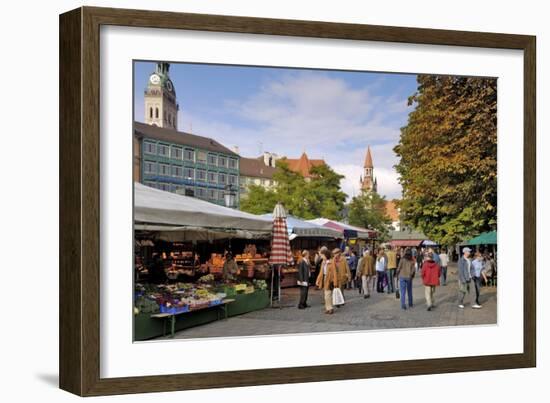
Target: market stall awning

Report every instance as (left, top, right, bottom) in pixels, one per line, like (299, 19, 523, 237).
(134, 183, 272, 233)
(390, 239, 422, 247)
(307, 218, 376, 239)
(261, 214, 342, 239)
(467, 231, 497, 245)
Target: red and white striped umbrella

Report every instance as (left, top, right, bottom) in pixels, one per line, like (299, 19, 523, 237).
(269, 202, 293, 266)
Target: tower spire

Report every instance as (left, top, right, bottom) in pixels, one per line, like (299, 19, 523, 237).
(361, 145, 375, 192)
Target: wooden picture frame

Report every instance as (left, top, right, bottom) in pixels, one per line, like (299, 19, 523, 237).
(59, 6, 536, 396)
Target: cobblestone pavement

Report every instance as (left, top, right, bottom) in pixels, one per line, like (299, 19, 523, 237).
(164, 263, 497, 340)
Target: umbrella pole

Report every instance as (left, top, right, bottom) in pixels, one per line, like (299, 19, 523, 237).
(270, 265, 274, 307)
(278, 266, 282, 309)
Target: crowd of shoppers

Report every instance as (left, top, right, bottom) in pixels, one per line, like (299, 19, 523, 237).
(296, 243, 496, 315)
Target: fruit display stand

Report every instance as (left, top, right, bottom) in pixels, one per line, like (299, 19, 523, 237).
(134, 280, 269, 341)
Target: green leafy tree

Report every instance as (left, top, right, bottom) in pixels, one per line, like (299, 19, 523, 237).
(239, 184, 278, 215)
(348, 191, 392, 240)
(240, 160, 346, 220)
(394, 75, 497, 245)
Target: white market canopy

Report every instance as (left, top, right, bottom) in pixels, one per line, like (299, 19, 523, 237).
(134, 183, 273, 240)
(261, 214, 342, 239)
(307, 218, 375, 240)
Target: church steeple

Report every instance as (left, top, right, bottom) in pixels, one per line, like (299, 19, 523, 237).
(144, 62, 179, 129)
(361, 145, 376, 192)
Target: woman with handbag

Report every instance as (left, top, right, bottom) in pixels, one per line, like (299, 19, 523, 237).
(330, 248, 349, 307)
(315, 248, 336, 314)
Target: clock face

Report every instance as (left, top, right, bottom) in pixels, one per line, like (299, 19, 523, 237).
(166, 80, 173, 91)
(149, 74, 160, 85)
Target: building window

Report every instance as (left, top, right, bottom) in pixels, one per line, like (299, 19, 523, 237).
(171, 184, 183, 193)
(149, 107, 153, 119)
(158, 182, 170, 191)
(196, 151, 207, 164)
(171, 146, 182, 160)
(195, 187, 206, 198)
(196, 169, 206, 181)
(184, 167, 195, 180)
(218, 173, 226, 184)
(155, 107, 159, 119)
(144, 161, 157, 174)
(144, 141, 156, 155)
(171, 165, 183, 177)
(208, 189, 217, 200)
(144, 180, 157, 189)
(229, 175, 237, 185)
(184, 148, 195, 161)
(208, 154, 218, 166)
(158, 144, 169, 157)
(218, 156, 227, 167)
(228, 158, 238, 169)
(184, 187, 194, 197)
(208, 172, 218, 183)
(159, 164, 170, 176)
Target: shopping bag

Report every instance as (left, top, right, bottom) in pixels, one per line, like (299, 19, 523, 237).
(332, 287, 345, 306)
(395, 287, 400, 299)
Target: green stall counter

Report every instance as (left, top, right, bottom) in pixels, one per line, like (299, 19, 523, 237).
(134, 290, 269, 341)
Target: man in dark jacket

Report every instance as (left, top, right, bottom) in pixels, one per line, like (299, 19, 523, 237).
(297, 250, 311, 309)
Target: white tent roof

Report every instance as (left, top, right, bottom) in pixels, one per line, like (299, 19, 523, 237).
(134, 183, 272, 232)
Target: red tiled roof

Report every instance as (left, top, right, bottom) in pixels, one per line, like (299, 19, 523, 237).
(285, 152, 326, 178)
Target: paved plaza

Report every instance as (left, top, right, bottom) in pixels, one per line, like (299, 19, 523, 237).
(160, 262, 497, 340)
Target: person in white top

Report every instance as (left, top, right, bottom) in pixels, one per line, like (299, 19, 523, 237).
(375, 247, 387, 293)
(439, 249, 449, 286)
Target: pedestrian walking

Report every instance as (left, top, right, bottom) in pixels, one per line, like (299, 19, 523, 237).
(396, 248, 415, 310)
(315, 248, 336, 314)
(457, 247, 480, 309)
(386, 245, 397, 294)
(416, 247, 424, 275)
(429, 247, 441, 266)
(421, 251, 441, 311)
(470, 252, 485, 308)
(347, 250, 358, 290)
(297, 250, 311, 309)
(483, 252, 496, 286)
(357, 249, 375, 299)
(375, 247, 387, 293)
(439, 249, 449, 286)
(331, 248, 351, 303)
(313, 246, 328, 286)
(395, 248, 416, 310)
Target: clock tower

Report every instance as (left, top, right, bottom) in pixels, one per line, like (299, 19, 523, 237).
(144, 62, 179, 129)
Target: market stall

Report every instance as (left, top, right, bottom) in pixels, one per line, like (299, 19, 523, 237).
(307, 218, 377, 253)
(262, 214, 342, 287)
(133, 183, 274, 340)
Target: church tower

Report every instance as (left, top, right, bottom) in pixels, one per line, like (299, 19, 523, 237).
(144, 62, 179, 129)
(361, 146, 377, 192)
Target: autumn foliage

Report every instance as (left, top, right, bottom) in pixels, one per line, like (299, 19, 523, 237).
(394, 75, 497, 245)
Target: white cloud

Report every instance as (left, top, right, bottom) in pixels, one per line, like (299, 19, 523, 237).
(176, 71, 410, 201)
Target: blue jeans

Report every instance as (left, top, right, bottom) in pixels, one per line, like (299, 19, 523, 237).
(387, 269, 396, 293)
(440, 266, 448, 285)
(399, 278, 413, 309)
(376, 271, 386, 292)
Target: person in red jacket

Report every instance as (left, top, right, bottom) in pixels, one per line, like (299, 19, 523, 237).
(421, 251, 441, 311)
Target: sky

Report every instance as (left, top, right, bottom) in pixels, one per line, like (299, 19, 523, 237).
(134, 61, 418, 200)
